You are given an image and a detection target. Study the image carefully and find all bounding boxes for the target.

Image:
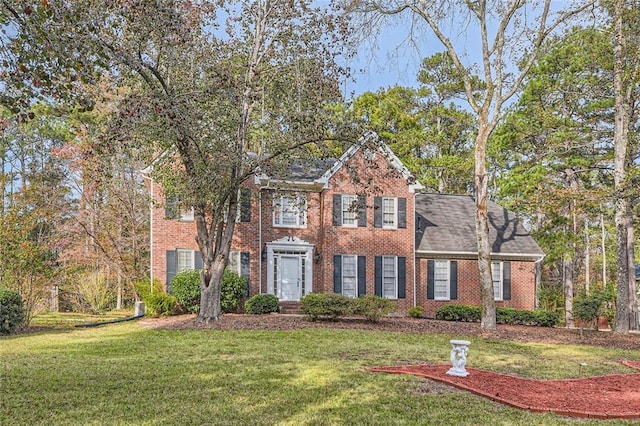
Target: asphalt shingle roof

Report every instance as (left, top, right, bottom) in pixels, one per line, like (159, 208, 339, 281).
(415, 193, 544, 259)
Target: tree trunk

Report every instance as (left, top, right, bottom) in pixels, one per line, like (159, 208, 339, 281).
(563, 253, 575, 328)
(627, 219, 638, 330)
(613, 0, 630, 334)
(475, 124, 496, 331)
(198, 258, 225, 322)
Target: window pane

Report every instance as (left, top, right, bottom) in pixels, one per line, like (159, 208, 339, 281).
(342, 195, 357, 226)
(342, 255, 357, 298)
(275, 195, 306, 227)
(382, 256, 396, 298)
(227, 251, 239, 275)
(177, 250, 193, 273)
(382, 197, 396, 227)
(492, 262, 502, 299)
(434, 260, 449, 299)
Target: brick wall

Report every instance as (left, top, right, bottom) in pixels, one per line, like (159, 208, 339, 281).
(416, 257, 537, 318)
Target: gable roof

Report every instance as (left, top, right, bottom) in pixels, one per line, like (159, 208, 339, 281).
(256, 131, 423, 191)
(319, 131, 423, 192)
(415, 193, 544, 261)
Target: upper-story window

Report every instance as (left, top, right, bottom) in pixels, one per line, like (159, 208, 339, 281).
(273, 195, 307, 228)
(374, 197, 406, 229)
(342, 194, 358, 227)
(382, 197, 397, 228)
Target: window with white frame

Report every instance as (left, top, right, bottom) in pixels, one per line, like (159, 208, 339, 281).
(341, 194, 358, 227)
(492, 261, 503, 301)
(227, 251, 241, 275)
(177, 249, 195, 273)
(382, 197, 397, 228)
(382, 256, 397, 299)
(434, 260, 450, 300)
(180, 208, 194, 221)
(341, 255, 358, 298)
(273, 195, 307, 227)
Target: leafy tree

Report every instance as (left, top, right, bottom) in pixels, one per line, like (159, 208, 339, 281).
(4, 1, 352, 322)
(347, 0, 596, 329)
(350, 52, 474, 193)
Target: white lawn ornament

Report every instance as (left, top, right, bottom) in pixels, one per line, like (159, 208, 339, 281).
(446, 339, 471, 377)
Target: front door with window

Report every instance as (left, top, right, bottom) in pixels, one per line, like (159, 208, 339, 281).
(279, 255, 301, 301)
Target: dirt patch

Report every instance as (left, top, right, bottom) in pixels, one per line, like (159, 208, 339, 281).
(138, 313, 640, 350)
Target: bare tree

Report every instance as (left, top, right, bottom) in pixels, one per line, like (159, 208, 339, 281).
(346, 0, 596, 329)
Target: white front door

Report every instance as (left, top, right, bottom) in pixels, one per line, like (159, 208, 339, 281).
(279, 255, 301, 301)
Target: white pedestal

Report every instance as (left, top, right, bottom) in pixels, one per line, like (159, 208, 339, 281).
(446, 339, 471, 377)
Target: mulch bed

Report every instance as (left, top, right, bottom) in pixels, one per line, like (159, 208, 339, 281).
(367, 363, 640, 419)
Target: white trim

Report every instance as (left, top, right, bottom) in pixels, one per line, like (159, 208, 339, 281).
(341, 254, 358, 298)
(176, 249, 195, 273)
(266, 238, 314, 301)
(382, 196, 398, 229)
(273, 194, 307, 228)
(433, 260, 451, 301)
(381, 255, 398, 299)
(492, 261, 504, 301)
(341, 194, 359, 227)
(416, 250, 544, 261)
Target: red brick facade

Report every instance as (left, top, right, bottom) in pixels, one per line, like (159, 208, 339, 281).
(149, 138, 540, 316)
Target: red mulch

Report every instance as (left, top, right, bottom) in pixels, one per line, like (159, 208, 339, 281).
(368, 363, 640, 419)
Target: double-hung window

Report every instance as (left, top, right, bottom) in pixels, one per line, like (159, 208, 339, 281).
(382, 197, 397, 228)
(273, 195, 307, 228)
(434, 260, 450, 300)
(492, 261, 503, 301)
(176, 249, 195, 273)
(341, 195, 358, 227)
(341, 255, 358, 298)
(382, 256, 397, 299)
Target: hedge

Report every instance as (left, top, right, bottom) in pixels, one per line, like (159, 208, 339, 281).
(0, 288, 25, 334)
(435, 304, 560, 327)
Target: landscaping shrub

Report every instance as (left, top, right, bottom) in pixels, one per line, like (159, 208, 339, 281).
(0, 288, 25, 334)
(245, 294, 279, 314)
(221, 270, 247, 314)
(133, 278, 164, 301)
(353, 295, 396, 322)
(408, 305, 424, 318)
(435, 304, 559, 327)
(171, 270, 201, 314)
(145, 292, 178, 317)
(435, 304, 481, 322)
(301, 293, 353, 321)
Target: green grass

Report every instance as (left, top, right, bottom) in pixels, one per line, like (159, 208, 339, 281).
(29, 310, 136, 328)
(2, 320, 640, 425)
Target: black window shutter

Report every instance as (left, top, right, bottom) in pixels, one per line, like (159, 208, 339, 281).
(357, 256, 366, 296)
(195, 251, 203, 270)
(241, 252, 250, 297)
(165, 196, 178, 219)
(427, 260, 435, 300)
(332, 194, 342, 226)
(503, 261, 511, 300)
(374, 256, 382, 296)
(450, 260, 458, 300)
(398, 197, 407, 228)
(374, 197, 382, 228)
(166, 250, 177, 292)
(240, 189, 251, 222)
(333, 255, 342, 293)
(397, 257, 406, 299)
(357, 195, 367, 227)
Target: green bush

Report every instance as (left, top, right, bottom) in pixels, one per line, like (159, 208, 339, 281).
(301, 293, 353, 321)
(171, 270, 201, 314)
(145, 293, 178, 317)
(0, 288, 25, 334)
(221, 270, 247, 314)
(435, 304, 559, 327)
(245, 294, 279, 314)
(435, 304, 481, 322)
(353, 295, 396, 322)
(573, 293, 601, 325)
(408, 305, 424, 318)
(133, 278, 164, 301)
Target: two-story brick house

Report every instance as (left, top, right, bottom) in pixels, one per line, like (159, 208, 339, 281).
(148, 132, 544, 316)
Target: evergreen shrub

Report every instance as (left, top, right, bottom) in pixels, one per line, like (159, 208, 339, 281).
(300, 293, 353, 321)
(0, 288, 25, 334)
(245, 294, 279, 314)
(353, 295, 396, 322)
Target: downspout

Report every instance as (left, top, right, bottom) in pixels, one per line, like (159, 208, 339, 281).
(534, 255, 545, 309)
(150, 177, 153, 294)
(413, 191, 417, 308)
(258, 189, 263, 294)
